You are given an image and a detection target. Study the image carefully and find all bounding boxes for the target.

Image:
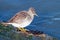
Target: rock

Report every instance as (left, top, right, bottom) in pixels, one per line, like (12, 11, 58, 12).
(0, 23, 57, 40)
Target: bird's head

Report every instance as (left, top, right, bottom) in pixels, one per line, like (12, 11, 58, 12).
(28, 7, 38, 17)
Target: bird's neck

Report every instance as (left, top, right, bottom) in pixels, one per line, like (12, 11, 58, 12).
(27, 10, 35, 21)
(30, 15, 34, 22)
(28, 10, 34, 16)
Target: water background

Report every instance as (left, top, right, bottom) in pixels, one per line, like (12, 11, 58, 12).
(0, 0, 60, 39)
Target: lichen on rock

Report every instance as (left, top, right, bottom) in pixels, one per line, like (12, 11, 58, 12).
(0, 23, 57, 40)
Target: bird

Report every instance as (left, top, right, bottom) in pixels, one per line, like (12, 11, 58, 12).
(2, 7, 38, 33)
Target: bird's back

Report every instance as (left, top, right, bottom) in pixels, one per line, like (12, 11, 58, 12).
(8, 11, 31, 24)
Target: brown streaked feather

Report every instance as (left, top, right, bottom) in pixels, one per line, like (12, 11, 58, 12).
(8, 11, 29, 23)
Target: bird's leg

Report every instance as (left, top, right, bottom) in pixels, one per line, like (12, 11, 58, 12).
(17, 27, 29, 34)
(18, 28, 27, 33)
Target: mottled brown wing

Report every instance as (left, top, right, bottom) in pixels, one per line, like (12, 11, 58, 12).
(8, 11, 28, 23)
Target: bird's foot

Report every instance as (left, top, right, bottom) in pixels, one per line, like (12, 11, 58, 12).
(18, 28, 27, 32)
(18, 28, 29, 35)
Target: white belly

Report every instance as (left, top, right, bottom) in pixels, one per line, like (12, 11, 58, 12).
(15, 22, 31, 28)
(8, 16, 34, 28)
(9, 20, 33, 28)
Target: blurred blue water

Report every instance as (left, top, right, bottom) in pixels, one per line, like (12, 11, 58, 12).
(0, 0, 60, 39)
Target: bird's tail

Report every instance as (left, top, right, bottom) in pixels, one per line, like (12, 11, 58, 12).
(0, 22, 9, 26)
(0, 20, 10, 26)
(1, 22, 8, 24)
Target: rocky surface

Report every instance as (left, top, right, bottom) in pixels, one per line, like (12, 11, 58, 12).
(0, 23, 57, 40)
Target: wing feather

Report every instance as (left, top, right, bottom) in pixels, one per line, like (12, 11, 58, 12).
(8, 11, 29, 24)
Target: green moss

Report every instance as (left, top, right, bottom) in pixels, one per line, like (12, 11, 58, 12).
(0, 23, 58, 40)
